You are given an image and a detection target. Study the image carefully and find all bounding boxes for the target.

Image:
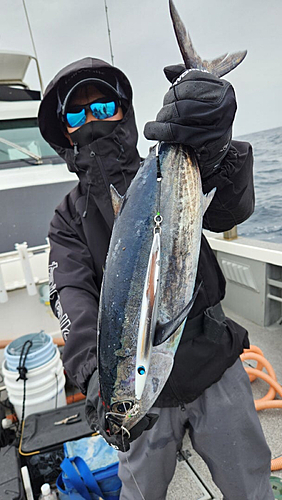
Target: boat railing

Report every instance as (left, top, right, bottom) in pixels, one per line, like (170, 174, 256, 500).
(204, 230, 282, 328)
(0, 241, 49, 303)
(1, 234, 282, 329)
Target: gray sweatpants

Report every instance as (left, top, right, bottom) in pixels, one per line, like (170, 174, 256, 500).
(118, 359, 274, 500)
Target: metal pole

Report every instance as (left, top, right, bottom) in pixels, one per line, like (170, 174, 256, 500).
(223, 226, 238, 240)
(22, 0, 44, 94)
(104, 0, 115, 66)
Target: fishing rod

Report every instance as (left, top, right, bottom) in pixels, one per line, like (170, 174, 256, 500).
(104, 0, 115, 66)
(22, 0, 44, 94)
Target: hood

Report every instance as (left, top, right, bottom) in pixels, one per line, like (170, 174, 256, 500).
(38, 57, 136, 150)
(38, 58, 141, 224)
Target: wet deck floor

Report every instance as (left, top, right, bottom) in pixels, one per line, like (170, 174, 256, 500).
(167, 307, 282, 499)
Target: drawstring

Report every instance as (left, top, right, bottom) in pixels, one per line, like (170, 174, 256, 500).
(82, 149, 96, 218)
(16, 340, 32, 382)
(73, 143, 79, 172)
(113, 138, 128, 192)
(16, 340, 33, 434)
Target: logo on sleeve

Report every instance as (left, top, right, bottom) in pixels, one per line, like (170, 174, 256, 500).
(49, 261, 58, 299)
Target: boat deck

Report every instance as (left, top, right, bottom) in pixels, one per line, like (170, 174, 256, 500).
(0, 307, 281, 499)
(167, 307, 282, 499)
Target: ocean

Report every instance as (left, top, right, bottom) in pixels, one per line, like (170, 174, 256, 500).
(235, 126, 282, 244)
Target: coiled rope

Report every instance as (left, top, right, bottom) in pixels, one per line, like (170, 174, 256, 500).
(241, 345, 282, 471)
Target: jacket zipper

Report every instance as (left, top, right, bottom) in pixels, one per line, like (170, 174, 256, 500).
(90, 149, 112, 201)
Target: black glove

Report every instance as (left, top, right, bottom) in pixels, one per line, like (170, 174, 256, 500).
(85, 370, 159, 452)
(144, 65, 237, 176)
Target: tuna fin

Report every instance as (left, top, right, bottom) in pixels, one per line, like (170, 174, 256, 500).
(169, 0, 200, 69)
(169, 0, 247, 77)
(209, 51, 247, 77)
(203, 187, 216, 214)
(110, 184, 124, 217)
(153, 281, 202, 346)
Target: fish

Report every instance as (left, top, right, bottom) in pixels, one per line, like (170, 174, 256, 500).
(97, 0, 247, 436)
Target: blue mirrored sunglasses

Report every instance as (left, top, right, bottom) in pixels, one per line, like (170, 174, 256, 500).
(64, 98, 119, 128)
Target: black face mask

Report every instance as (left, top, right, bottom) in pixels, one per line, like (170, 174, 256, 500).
(69, 119, 121, 148)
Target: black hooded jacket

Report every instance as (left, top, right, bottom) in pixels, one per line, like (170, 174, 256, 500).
(38, 58, 254, 405)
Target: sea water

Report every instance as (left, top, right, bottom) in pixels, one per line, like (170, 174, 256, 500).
(235, 126, 282, 244)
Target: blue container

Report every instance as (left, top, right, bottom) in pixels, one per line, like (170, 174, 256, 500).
(4, 331, 56, 372)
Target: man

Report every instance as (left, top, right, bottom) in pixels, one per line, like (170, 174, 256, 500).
(38, 57, 274, 499)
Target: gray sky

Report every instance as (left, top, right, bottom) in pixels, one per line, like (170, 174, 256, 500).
(1, 0, 282, 156)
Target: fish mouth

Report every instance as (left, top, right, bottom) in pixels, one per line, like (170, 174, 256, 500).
(105, 400, 135, 434)
(105, 399, 139, 434)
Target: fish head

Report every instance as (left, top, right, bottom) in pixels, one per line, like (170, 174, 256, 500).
(104, 326, 183, 436)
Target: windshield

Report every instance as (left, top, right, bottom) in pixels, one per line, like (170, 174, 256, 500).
(0, 118, 59, 167)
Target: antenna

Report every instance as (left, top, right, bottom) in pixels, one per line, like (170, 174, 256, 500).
(104, 0, 115, 66)
(22, 0, 44, 94)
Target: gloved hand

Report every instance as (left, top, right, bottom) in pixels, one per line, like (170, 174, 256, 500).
(144, 65, 237, 176)
(85, 370, 159, 452)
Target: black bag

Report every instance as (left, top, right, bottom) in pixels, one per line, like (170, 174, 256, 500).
(19, 400, 93, 498)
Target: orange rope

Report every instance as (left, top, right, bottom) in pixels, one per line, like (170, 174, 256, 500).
(0, 337, 65, 349)
(241, 345, 282, 471)
(66, 392, 86, 404)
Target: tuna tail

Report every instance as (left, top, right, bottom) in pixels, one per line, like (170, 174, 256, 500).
(169, 0, 247, 77)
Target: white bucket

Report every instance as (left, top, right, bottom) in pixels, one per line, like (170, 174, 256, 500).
(4, 331, 56, 372)
(2, 347, 66, 419)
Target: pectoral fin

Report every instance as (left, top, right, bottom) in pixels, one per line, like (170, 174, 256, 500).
(203, 187, 216, 214)
(153, 281, 202, 346)
(110, 184, 124, 217)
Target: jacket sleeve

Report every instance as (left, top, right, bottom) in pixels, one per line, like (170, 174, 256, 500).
(48, 204, 99, 395)
(202, 140, 255, 232)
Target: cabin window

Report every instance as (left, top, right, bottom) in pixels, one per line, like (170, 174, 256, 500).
(0, 118, 58, 167)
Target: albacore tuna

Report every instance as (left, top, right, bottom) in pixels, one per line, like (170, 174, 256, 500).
(97, 0, 247, 435)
